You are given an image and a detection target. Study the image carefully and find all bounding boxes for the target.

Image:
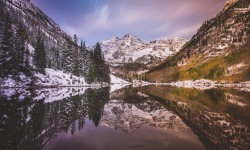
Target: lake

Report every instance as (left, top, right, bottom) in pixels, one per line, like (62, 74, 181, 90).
(0, 86, 249, 150)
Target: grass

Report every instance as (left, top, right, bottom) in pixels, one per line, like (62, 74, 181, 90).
(146, 42, 250, 82)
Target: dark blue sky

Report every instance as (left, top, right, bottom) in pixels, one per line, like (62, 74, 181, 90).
(32, 0, 228, 45)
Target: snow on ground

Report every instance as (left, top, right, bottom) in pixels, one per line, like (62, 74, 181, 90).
(34, 68, 88, 87)
(0, 68, 89, 88)
(110, 74, 130, 84)
(0, 69, 131, 99)
(132, 80, 151, 87)
(0, 73, 32, 88)
(168, 80, 250, 91)
(110, 74, 131, 93)
(169, 79, 216, 90)
(0, 69, 132, 88)
(0, 74, 131, 103)
(225, 63, 246, 76)
(132, 79, 250, 91)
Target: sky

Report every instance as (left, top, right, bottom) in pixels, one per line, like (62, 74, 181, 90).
(32, 0, 228, 45)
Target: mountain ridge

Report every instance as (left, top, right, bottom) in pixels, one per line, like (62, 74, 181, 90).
(92, 34, 188, 65)
(146, 0, 250, 82)
(0, 0, 111, 86)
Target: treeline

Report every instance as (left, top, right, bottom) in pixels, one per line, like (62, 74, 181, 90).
(0, 0, 110, 84)
(0, 1, 30, 78)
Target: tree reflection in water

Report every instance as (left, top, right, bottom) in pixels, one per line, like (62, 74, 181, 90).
(0, 86, 249, 150)
(0, 87, 110, 150)
(145, 86, 250, 150)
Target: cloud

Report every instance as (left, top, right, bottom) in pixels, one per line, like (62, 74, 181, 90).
(83, 5, 110, 30)
(32, 0, 228, 45)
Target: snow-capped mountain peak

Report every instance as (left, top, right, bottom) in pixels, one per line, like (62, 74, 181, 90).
(101, 36, 120, 45)
(94, 34, 188, 65)
(111, 36, 120, 41)
(122, 34, 140, 40)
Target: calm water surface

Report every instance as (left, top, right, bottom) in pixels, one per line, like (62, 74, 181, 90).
(0, 86, 249, 150)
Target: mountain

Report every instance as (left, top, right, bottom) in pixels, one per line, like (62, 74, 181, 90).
(5, 0, 72, 51)
(146, 0, 250, 82)
(95, 34, 188, 65)
(0, 0, 77, 74)
(0, 0, 110, 86)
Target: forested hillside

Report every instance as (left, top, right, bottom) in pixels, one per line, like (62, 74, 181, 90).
(0, 0, 110, 86)
(146, 0, 250, 82)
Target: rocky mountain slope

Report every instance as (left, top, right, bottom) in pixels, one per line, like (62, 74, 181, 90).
(0, 0, 111, 86)
(0, 0, 76, 72)
(146, 0, 250, 82)
(6, 0, 72, 55)
(93, 34, 187, 65)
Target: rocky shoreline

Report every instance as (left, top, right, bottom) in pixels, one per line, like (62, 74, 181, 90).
(133, 79, 250, 91)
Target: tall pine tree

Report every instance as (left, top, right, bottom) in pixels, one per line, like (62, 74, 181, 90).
(85, 51, 95, 84)
(93, 42, 103, 82)
(62, 39, 73, 73)
(72, 34, 80, 76)
(79, 40, 88, 77)
(14, 22, 27, 72)
(85, 42, 110, 84)
(0, 0, 5, 78)
(1, 13, 17, 76)
(33, 32, 46, 74)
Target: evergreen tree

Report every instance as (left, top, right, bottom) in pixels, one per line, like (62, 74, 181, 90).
(33, 32, 46, 74)
(0, 0, 5, 78)
(14, 23, 27, 71)
(102, 64, 110, 83)
(79, 40, 87, 77)
(85, 51, 94, 84)
(0, 13, 17, 76)
(73, 34, 78, 45)
(85, 42, 110, 84)
(72, 49, 80, 76)
(79, 40, 84, 73)
(61, 39, 73, 73)
(24, 42, 30, 71)
(72, 34, 80, 76)
(93, 42, 103, 82)
(48, 46, 60, 69)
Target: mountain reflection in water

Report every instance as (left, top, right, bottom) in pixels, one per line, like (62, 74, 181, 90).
(0, 86, 249, 150)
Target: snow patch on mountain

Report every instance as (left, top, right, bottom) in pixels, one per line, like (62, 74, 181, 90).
(93, 34, 188, 65)
(225, 63, 247, 76)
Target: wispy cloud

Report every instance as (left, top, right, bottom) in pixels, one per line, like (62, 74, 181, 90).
(32, 0, 228, 45)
